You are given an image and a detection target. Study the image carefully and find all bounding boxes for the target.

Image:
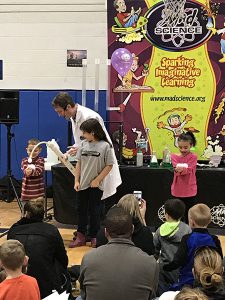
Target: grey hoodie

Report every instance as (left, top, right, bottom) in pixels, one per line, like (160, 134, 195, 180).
(154, 221, 191, 265)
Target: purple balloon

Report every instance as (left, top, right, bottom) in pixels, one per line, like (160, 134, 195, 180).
(111, 48, 133, 77)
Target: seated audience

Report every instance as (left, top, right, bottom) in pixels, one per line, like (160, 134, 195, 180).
(0, 240, 40, 300)
(174, 287, 209, 300)
(78, 205, 159, 300)
(96, 194, 155, 255)
(193, 246, 225, 299)
(159, 287, 208, 300)
(154, 199, 191, 294)
(69, 194, 154, 283)
(163, 204, 222, 290)
(7, 198, 70, 299)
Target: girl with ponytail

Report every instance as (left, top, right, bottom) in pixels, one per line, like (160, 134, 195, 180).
(170, 131, 198, 222)
(194, 246, 225, 299)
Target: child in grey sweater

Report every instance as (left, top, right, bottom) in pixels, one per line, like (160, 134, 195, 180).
(154, 198, 191, 295)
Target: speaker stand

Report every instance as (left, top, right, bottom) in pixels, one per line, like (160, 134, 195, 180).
(5, 124, 22, 212)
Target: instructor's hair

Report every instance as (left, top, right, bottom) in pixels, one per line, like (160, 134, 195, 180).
(52, 92, 75, 109)
(80, 118, 112, 147)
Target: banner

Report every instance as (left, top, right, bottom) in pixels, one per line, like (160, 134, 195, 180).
(108, 0, 225, 160)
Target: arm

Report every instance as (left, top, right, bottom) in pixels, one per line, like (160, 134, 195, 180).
(177, 155, 197, 176)
(74, 161, 81, 191)
(79, 257, 87, 300)
(153, 229, 161, 260)
(149, 260, 159, 300)
(213, 235, 223, 258)
(21, 159, 33, 177)
(132, 74, 145, 81)
(31, 158, 45, 177)
(163, 234, 189, 271)
(139, 199, 147, 226)
(54, 228, 69, 268)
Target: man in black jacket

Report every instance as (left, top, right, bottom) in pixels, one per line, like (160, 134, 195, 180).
(7, 198, 70, 299)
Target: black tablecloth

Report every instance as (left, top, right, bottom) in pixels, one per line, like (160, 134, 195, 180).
(51, 164, 225, 228)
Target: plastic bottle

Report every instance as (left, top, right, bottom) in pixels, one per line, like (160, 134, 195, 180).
(136, 149, 143, 167)
(162, 146, 172, 168)
(46, 139, 59, 164)
(150, 151, 159, 168)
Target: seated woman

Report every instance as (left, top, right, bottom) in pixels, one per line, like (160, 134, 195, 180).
(96, 194, 155, 255)
(7, 198, 70, 299)
(193, 246, 225, 299)
(68, 194, 154, 283)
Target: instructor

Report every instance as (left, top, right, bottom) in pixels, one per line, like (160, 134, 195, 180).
(52, 92, 121, 199)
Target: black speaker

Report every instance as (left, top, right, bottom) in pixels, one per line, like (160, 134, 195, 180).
(0, 90, 19, 124)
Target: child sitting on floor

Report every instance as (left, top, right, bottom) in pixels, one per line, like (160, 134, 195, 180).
(154, 199, 191, 294)
(163, 203, 223, 290)
(0, 240, 40, 300)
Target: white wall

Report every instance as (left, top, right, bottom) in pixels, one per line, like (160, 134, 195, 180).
(0, 0, 108, 89)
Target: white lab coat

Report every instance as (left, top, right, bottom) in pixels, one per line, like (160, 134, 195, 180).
(71, 104, 122, 199)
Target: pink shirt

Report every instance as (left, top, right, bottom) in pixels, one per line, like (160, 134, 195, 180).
(171, 152, 197, 197)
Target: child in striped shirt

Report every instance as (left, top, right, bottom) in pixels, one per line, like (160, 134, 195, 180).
(21, 138, 45, 207)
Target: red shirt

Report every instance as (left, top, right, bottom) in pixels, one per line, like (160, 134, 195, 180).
(117, 12, 129, 26)
(0, 274, 40, 300)
(171, 152, 197, 198)
(21, 156, 45, 200)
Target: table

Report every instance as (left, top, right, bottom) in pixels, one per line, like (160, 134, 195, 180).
(51, 164, 225, 228)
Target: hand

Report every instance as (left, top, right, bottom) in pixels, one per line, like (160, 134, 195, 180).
(157, 121, 165, 129)
(131, 7, 135, 15)
(185, 114, 192, 122)
(139, 199, 146, 225)
(74, 181, 80, 191)
(141, 69, 149, 77)
(139, 199, 146, 216)
(175, 166, 184, 173)
(25, 168, 33, 176)
(90, 178, 100, 188)
(67, 147, 78, 156)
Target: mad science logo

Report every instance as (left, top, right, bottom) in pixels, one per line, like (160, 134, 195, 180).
(144, 0, 213, 51)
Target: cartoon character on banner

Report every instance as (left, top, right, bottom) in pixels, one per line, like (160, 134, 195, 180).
(111, 49, 154, 113)
(112, 127, 149, 160)
(214, 92, 225, 124)
(112, 0, 148, 44)
(210, 25, 225, 63)
(156, 108, 199, 147)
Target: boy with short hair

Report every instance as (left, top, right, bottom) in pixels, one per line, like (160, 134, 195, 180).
(164, 203, 223, 290)
(0, 240, 40, 300)
(154, 199, 191, 294)
(21, 138, 45, 204)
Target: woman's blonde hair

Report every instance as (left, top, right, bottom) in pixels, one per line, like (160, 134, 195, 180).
(175, 287, 208, 300)
(194, 246, 224, 289)
(117, 194, 144, 225)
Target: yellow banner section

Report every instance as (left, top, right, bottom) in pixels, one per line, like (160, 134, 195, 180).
(142, 0, 215, 158)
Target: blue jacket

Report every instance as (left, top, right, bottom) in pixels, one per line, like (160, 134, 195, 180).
(164, 228, 223, 290)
